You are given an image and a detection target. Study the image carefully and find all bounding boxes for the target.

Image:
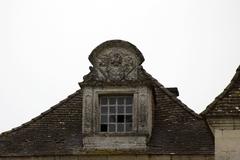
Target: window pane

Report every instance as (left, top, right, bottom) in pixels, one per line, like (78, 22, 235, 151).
(109, 115, 116, 123)
(100, 95, 133, 133)
(117, 115, 124, 123)
(109, 106, 116, 114)
(101, 97, 108, 105)
(118, 106, 124, 114)
(117, 124, 124, 132)
(101, 107, 108, 114)
(117, 97, 124, 105)
(109, 98, 116, 105)
(126, 124, 132, 132)
(126, 106, 132, 113)
(126, 115, 132, 122)
(109, 124, 116, 132)
(126, 97, 133, 105)
(101, 124, 108, 132)
(101, 115, 108, 123)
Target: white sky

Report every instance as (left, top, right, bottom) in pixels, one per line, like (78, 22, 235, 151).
(0, 0, 240, 133)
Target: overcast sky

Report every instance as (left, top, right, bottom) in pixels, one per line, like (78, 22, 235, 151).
(0, 0, 240, 133)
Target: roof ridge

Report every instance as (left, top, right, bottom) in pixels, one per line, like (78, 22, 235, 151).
(201, 65, 240, 116)
(237, 65, 240, 71)
(0, 89, 81, 137)
(141, 69, 202, 119)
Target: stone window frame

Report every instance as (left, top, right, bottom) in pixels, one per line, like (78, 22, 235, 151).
(82, 86, 152, 137)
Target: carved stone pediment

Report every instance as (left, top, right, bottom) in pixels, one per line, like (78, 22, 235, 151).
(94, 48, 140, 81)
(80, 40, 152, 86)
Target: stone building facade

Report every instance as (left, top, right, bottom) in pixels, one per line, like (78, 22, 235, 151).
(0, 40, 239, 160)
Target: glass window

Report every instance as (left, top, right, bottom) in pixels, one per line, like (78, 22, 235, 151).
(100, 95, 133, 133)
(101, 124, 108, 132)
(101, 115, 108, 123)
(126, 124, 132, 132)
(126, 97, 133, 105)
(100, 97, 108, 105)
(109, 106, 116, 114)
(126, 106, 132, 113)
(117, 115, 124, 123)
(126, 115, 132, 122)
(117, 123, 124, 132)
(109, 115, 116, 122)
(101, 107, 108, 114)
(117, 106, 124, 114)
(109, 124, 116, 132)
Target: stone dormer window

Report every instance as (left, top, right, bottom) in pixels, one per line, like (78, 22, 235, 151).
(80, 40, 153, 149)
(100, 95, 133, 132)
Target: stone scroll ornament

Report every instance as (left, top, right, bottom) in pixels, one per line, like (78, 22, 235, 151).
(80, 40, 153, 86)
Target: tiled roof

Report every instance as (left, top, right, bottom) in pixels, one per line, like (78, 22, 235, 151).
(0, 77, 214, 156)
(202, 65, 240, 117)
(149, 78, 214, 154)
(0, 90, 83, 156)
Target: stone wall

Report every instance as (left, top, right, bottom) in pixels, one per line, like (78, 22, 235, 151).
(207, 117, 240, 160)
(215, 130, 240, 160)
(0, 155, 214, 160)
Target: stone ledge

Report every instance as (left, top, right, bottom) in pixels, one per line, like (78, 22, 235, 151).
(83, 135, 147, 149)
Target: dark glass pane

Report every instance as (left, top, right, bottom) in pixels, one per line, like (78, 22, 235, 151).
(117, 115, 124, 123)
(118, 106, 124, 113)
(126, 106, 132, 113)
(101, 124, 108, 132)
(110, 106, 116, 114)
(126, 115, 132, 122)
(117, 97, 124, 105)
(109, 115, 116, 122)
(117, 124, 124, 132)
(100, 97, 108, 105)
(101, 115, 108, 123)
(126, 123, 132, 132)
(109, 98, 116, 105)
(101, 107, 108, 114)
(126, 97, 133, 105)
(109, 124, 116, 132)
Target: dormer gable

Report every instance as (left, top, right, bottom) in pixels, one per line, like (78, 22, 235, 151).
(80, 40, 153, 149)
